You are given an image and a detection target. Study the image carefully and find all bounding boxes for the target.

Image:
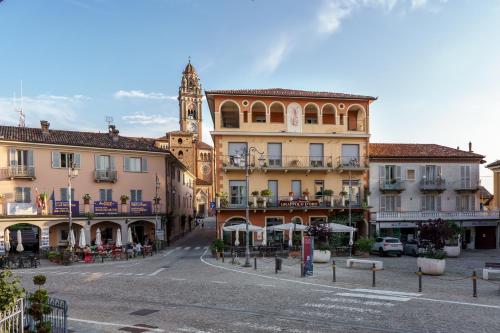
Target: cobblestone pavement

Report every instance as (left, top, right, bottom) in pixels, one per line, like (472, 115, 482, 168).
(13, 218, 500, 332)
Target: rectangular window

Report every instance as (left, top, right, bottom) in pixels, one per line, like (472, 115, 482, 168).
(456, 194, 475, 211)
(229, 180, 246, 207)
(15, 187, 31, 203)
(9, 148, 34, 171)
(268, 180, 278, 206)
(228, 142, 247, 167)
(267, 143, 282, 167)
(124, 157, 148, 172)
(380, 195, 401, 212)
(421, 194, 441, 211)
(342, 180, 361, 206)
(99, 189, 113, 201)
(266, 217, 284, 243)
(460, 165, 471, 188)
(291, 180, 301, 199)
(243, 111, 248, 123)
(130, 189, 142, 202)
(385, 165, 396, 181)
(406, 169, 415, 181)
(314, 180, 324, 199)
(309, 143, 324, 167)
(341, 144, 360, 166)
(60, 188, 75, 202)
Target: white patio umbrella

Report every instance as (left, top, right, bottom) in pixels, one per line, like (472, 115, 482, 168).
(16, 230, 24, 253)
(116, 228, 123, 247)
(234, 229, 240, 246)
(326, 223, 357, 246)
(261, 230, 267, 246)
(4, 229, 10, 252)
(95, 227, 102, 247)
(78, 229, 86, 248)
(69, 229, 76, 248)
(127, 227, 133, 244)
(268, 223, 308, 232)
(288, 228, 293, 247)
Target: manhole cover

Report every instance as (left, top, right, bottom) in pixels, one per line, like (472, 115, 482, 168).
(129, 309, 159, 316)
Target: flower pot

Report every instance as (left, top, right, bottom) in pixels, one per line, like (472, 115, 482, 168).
(304, 195, 309, 201)
(444, 245, 461, 257)
(83, 199, 90, 205)
(313, 250, 331, 263)
(417, 257, 446, 275)
(253, 197, 257, 206)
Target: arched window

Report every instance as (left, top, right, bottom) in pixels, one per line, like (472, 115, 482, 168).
(178, 150, 184, 160)
(220, 101, 240, 128)
(322, 104, 336, 125)
(187, 104, 197, 120)
(207, 153, 211, 161)
(304, 104, 319, 124)
(251, 101, 266, 123)
(178, 138, 183, 145)
(270, 102, 285, 123)
(347, 105, 366, 131)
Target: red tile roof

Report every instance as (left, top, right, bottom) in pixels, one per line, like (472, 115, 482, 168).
(196, 141, 213, 150)
(205, 88, 376, 100)
(369, 143, 485, 161)
(0, 125, 165, 153)
(486, 160, 500, 169)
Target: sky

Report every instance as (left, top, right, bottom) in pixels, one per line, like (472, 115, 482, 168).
(0, 0, 499, 190)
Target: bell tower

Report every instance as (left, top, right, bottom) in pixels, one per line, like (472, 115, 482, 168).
(179, 59, 203, 141)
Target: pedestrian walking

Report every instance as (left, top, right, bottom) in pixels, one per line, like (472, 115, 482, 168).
(201, 219, 204, 229)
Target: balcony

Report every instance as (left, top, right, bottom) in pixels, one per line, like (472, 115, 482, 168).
(94, 169, 117, 182)
(336, 156, 368, 171)
(217, 195, 362, 210)
(375, 210, 500, 222)
(221, 155, 336, 173)
(3, 166, 36, 180)
(379, 179, 405, 192)
(419, 178, 446, 192)
(454, 180, 480, 192)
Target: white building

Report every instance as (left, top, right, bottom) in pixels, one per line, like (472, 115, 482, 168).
(369, 143, 500, 249)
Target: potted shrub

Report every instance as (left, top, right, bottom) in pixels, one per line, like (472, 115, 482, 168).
(210, 239, 225, 257)
(302, 189, 310, 200)
(307, 222, 332, 263)
(339, 190, 347, 206)
(416, 219, 453, 275)
(120, 195, 129, 205)
(289, 191, 294, 201)
(256, 197, 265, 208)
(27, 275, 52, 333)
(260, 189, 272, 208)
(444, 221, 461, 257)
(251, 190, 259, 206)
(323, 189, 334, 207)
(355, 237, 374, 257)
(82, 194, 91, 205)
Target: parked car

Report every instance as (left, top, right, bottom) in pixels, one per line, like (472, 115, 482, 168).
(372, 237, 403, 256)
(403, 239, 423, 256)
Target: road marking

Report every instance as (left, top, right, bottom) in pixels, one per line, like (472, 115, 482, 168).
(170, 277, 187, 281)
(68, 317, 165, 332)
(319, 296, 395, 307)
(124, 273, 133, 276)
(210, 281, 228, 284)
(136, 273, 144, 276)
(149, 268, 165, 276)
(258, 284, 275, 288)
(353, 288, 422, 297)
(335, 292, 411, 302)
(195, 246, 200, 250)
(204, 246, 208, 250)
(162, 248, 178, 257)
(304, 303, 382, 314)
(184, 246, 191, 250)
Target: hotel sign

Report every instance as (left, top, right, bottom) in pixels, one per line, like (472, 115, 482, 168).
(130, 201, 152, 215)
(94, 201, 119, 216)
(279, 200, 320, 208)
(53, 201, 80, 216)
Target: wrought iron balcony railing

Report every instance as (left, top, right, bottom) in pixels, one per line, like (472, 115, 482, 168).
(4, 166, 36, 179)
(94, 169, 118, 182)
(419, 177, 446, 191)
(379, 179, 406, 192)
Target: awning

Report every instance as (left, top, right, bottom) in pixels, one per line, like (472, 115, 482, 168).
(268, 223, 308, 232)
(223, 224, 264, 232)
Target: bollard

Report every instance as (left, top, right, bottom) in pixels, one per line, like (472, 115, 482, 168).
(372, 263, 376, 287)
(473, 270, 477, 298)
(275, 257, 278, 274)
(332, 260, 336, 283)
(254, 256, 257, 270)
(418, 267, 422, 292)
(232, 251, 235, 265)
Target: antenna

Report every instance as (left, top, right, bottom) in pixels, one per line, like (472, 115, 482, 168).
(14, 81, 26, 127)
(105, 116, 114, 127)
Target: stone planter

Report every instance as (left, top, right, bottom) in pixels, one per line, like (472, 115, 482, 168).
(417, 257, 446, 275)
(313, 250, 331, 263)
(444, 245, 461, 257)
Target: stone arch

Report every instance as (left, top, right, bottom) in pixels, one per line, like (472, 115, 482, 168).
(322, 103, 336, 125)
(48, 221, 85, 248)
(269, 101, 285, 123)
(127, 220, 156, 244)
(3, 223, 42, 254)
(251, 101, 267, 123)
(90, 221, 122, 246)
(304, 103, 319, 124)
(346, 104, 366, 131)
(220, 100, 240, 128)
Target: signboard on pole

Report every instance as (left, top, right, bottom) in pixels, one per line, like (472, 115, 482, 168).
(302, 235, 314, 277)
(210, 201, 216, 209)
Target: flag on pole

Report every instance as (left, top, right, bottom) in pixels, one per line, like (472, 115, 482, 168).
(35, 188, 41, 208)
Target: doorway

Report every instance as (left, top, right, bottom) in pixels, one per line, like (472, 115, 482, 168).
(475, 226, 497, 249)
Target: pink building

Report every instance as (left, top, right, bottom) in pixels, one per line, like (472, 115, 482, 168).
(0, 121, 194, 254)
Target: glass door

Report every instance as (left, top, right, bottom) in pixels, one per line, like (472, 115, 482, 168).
(291, 180, 301, 200)
(267, 143, 282, 167)
(268, 180, 278, 206)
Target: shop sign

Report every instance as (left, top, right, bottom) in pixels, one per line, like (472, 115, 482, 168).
(41, 228, 50, 248)
(53, 201, 80, 216)
(462, 221, 499, 227)
(379, 222, 417, 229)
(279, 200, 319, 208)
(130, 201, 152, 215)
(94, 201, 118, 216)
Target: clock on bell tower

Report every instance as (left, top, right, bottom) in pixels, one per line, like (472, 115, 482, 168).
(179, 60, 203, 140)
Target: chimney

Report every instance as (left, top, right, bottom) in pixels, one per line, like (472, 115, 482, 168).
(468, 141, 473, 152)
(108, 125, 119, 142)
(457, 146, 460, 150)
(40, 120, 50, 135)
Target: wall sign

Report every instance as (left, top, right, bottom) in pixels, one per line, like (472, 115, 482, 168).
(302, 236, 314, 277)
(53, 201, 80, 216)
(287, 102, 302, 133)
(130, 201, 152, 215)
(94, 201, 118, 216)
(279, 200, 319, 208)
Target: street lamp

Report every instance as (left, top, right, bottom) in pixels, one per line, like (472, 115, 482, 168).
(239, 146, 265, 267)
(67, 162, 78, 252)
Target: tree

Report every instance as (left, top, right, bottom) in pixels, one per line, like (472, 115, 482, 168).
(0, 270, 25, 313)
(27, 275, 52, 333)
(306, 222, 333, 250)
(416, 218, 453, 259)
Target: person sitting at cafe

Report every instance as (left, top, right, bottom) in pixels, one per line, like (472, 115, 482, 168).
(134, 242, 142, 256)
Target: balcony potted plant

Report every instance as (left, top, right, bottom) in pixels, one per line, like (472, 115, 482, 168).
(215, 192, 228, 208)
(306, 222, 332, 263)
(260, 189, 272, 208)
(120, 195, 129, 205)
(339, 190, 348, 207)
(323, 189, 334, 207)
(302, 189, 310, 201)
(256, 196, 265, 208)
(251, 190, 259, 206)
(416, 219, 453, 275)
(82, 194, 91, 205)
(443, 221, 461, 257)
(355, 237, 374, 257)
(289, 191, 294, 201)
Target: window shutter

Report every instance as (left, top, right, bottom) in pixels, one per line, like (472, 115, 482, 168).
(110, 156, 116, 171)
(421, 196, 426, 211)
(460, 166, 465, 187)
(141, 158, 148, 172)
(52, 152, 61, 168)
(420, 166, 426, 180)
(107, 189, 112, 201)
(99, 189, 105, 201)
(380, 196, 386, 212)
(396, 195, 401, 211)
(124, 157, 130, 172)
(27, 150, 34, 167)
(456, 196, 461, 211)
(379, 166, 385, 182)
(60, 188, 68, 202)
(74, 153, 81, 168)
(471, 195, 475, 211)
(396, 166, 402, 181)
(436, 195, 441, 211)
(8, 148, 17, 166)
(95, 155, 101, 170)
(436, 165, 442, 178)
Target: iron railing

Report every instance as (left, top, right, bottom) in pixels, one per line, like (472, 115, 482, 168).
(376, 210, 500, 221)
(24, 294, 68, 333)
(6, 166, 36, 179)
(220, 155, 336, 170)
(379, 179, 406, 191)
(220, 195, 361, 209)
(419, 177, 446, 191)
(0, 298, 24, 333)
(94, 169, 117, 182)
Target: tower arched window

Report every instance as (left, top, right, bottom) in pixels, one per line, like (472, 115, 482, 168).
(178, 151, 184, 160)
(187, 104, 197, 120)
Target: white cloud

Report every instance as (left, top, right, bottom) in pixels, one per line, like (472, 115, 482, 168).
(114, 90, 177, 101)
(122, 113, 178, 126)
(411, 0, 427, 9)
(256, 36, 290, 74)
